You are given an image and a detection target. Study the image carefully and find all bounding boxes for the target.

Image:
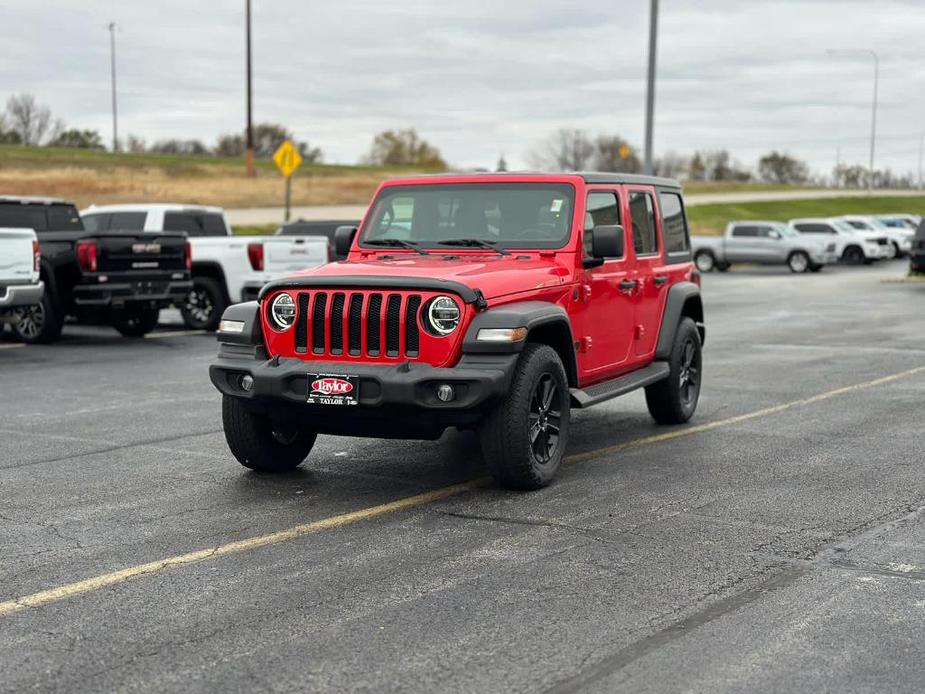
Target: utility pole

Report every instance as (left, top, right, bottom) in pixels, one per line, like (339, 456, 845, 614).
(643, 0, 659, 175)
(826, 48, 878, 194)
(245, 0, 255, 177)
(108, 22, 118, 152)
(918, 131, 924, 190)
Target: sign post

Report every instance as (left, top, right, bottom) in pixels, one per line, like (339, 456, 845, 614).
(273, 139, 303, 222)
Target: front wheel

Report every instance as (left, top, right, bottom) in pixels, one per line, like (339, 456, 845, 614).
(181, 276, 227, 331)
(12, 291, 64, 344)
(222, 396, 316, 472)
(891, 241, 904, 259)
(842, 246, 864, 265)
(787, 251, 811, 273)
(694, 251, 716, 273)
(645, 317, 702, 425)
(479, 344, 570, 490)
(112, 307, 160, 337)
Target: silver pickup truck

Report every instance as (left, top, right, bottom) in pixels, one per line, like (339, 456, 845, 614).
(691, 221, 838, 273)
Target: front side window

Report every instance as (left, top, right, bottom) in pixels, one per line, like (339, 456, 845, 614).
(108, 212, 146, 230)
(164, 212, 227, 237)
(629, 191, 659, 256)
(584, 192, 621, 257)
(361, 184, 575, 250)
(82, 214, 109, 232)
(730, 225, 759, 238)
(46, 205, 83, 231)
(658, 192, 690, 254)
(0, 203, 83, 233)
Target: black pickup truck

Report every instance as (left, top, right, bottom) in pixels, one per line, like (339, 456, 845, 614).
(0, 196, 192, 343)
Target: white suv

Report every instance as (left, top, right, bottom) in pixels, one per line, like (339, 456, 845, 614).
(837, 215, 913, 259)
(789, 217, 891, 265)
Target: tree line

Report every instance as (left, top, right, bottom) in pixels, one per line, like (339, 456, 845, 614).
(0, 93, 915, 187)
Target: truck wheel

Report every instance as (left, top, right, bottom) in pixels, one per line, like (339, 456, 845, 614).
(842, 246, 864, 265)
(112, 307, 160, 337)
(222, 396, 316, 472)
(694, 251, 715, 273)
(12, 292, 64, 344)
(479, 344, 570, 490)
(787, 251, 810, 273)
(645, 317, 702, 425)
(891, 241, 903, 258)
(181, 276, 226, 331)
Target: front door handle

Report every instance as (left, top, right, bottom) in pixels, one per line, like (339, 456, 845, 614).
(618, 279, 637, 293)
(653, 275, 669, 286)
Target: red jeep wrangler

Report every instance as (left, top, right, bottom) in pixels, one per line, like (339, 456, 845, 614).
(210, 173, 704, 489)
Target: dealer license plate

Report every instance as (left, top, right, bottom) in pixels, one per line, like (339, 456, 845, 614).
(306, 374, 359, 406)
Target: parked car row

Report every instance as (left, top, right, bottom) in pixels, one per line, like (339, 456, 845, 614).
(0, 197, 338, 342)
(691, 214, 917, 273)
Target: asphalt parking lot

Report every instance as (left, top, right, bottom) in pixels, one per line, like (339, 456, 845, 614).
(1, 260, 923, 693)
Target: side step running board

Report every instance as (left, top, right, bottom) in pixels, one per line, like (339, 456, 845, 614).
(569, 361, 670, 408)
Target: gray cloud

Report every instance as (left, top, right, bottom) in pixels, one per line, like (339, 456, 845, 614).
(3, 0, 924, 176)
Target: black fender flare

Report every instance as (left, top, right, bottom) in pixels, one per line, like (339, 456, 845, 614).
(216, 301, 263, 346)
(655, 282, 705, 359)
(462, 301, 578, 385)
(191, 261, 231, 304)
(38, 257, 61, 309)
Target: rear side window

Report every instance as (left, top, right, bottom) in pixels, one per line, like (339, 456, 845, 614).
(108, 212, 146, 230)
(584, 192, 621, 258)
(82, 214, 110, 232)
(794, 223, 835, 234)
(0, 202, 83, 232)
(730, 225, 759, 238)
(658, 192, 690, 254)
(47, 205, 83, 231)
(164, 212, 227, 237)
(629, 192, 658, 256)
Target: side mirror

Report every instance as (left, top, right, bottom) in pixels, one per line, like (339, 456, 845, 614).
(768, 230, 782, 240)
(583, 225, 624, 268)
(334, 226, 358, 258)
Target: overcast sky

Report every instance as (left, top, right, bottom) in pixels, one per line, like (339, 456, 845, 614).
(4, 0, 925, 176)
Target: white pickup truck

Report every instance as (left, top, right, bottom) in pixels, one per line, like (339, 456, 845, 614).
(80, 204, 329, 330)
(0, 228, 44, 327)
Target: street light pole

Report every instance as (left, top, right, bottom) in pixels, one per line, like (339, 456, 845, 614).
(108, 22, 118, 152)
(918, 131, 924, 190)
(643, 0, 659, 175)
(826, 48, 879, 194)
(245, 0, 255, 177)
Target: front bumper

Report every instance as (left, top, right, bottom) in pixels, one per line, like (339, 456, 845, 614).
(911, 253, 925, 274)
(73, 276, 192, 309)
(864, 244, 891, 260)
(210, 350, 518, 438)
(0, 281, 44, 308)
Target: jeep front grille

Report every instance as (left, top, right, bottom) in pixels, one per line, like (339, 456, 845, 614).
(291, 290, 421, 359)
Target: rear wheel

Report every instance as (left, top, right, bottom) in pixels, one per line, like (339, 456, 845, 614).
(842, 245, 864, 265)
(112, 307, 160, 337)
(787, 251, 810, 273)
(181, 276, 226, 331)
(12, 291, 63, 344)
(645, 317, 702, 425)
(479, 344, 570, 490)
(694, 251, 716, 273)
(222, 396, 316, 472)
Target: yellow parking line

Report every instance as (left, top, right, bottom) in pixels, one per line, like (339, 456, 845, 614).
(1, 364, 922, 619)
(0, 343, 25, 350)
(146, 329, 208, 339)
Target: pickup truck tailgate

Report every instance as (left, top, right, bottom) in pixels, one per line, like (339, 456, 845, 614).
(262, 236, 329, 274)
(95, 231, 188, 272)
(0, 227, 38, 284)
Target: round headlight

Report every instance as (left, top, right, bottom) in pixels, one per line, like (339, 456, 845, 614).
(270, 292, 296, 330)
(426, 296, 461, 336)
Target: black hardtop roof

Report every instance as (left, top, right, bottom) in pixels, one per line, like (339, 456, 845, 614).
(392, 171, 682, 189)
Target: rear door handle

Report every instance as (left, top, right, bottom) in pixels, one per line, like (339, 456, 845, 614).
(653, 275, 669, 286)
(618, 279, 637, 293)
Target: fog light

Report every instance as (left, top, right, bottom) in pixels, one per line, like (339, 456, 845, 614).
(436, 384, 455, 402)
(240, 374, 254, 392)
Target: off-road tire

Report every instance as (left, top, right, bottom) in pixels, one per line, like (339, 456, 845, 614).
(787, 251, 811, 273)
(181, 276, 227, 331)
(479, 344, 570, 490)
(694, 251, 716, 273)
(112, 307, 160, 337)
(645, 317, 702, 425)
(842, 245, 864, 265)
(12, 291, 64, 344)
(222, 395, 316, 472)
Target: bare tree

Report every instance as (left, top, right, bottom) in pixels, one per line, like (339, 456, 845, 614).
(364, 129, 445, 167)
(757, 151, 809, 184)
(126, 135, 147, 153)
(529, 129, 595, 171)
(653, 151, 688, 179)
(6, 94, 57, 145)
(593, 135, 642, 173)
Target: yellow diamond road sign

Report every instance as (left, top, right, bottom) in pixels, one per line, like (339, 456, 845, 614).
(273, 140, 303, 177)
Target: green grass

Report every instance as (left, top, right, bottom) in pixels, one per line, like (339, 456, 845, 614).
(232, 224, 278, 236)
(687, 196, 925, 235)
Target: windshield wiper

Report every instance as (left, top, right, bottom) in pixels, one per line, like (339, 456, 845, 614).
(365, 239, 429, 255)
(437, 238, 510, 256)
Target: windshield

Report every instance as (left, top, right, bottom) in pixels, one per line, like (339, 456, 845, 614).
(770, 223, 798, 237)
(360, 183, 575, 250)
(844, 219, 874, 230)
